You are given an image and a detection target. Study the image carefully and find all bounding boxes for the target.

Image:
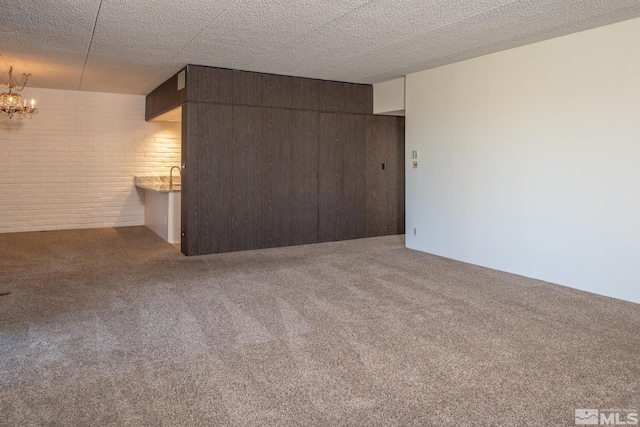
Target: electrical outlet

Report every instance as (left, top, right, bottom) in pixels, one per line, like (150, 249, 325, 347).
(412, 161, 418, 169)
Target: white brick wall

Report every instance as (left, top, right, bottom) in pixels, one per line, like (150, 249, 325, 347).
(0, 88, 181, 233)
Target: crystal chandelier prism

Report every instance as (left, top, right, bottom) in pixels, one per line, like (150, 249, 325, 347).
(1, 66, 38, 124)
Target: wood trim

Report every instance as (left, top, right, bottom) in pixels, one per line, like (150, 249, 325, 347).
(145, 67, 187, 121)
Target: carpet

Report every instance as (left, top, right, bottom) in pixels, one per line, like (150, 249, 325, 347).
(1, 226, 638, 426)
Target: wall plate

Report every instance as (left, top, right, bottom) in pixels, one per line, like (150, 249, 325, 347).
(177, 70, 186, 91)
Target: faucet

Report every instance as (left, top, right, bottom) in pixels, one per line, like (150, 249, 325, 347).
(169, 166, 181, 190)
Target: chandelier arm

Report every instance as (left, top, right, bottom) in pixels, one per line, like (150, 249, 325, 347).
(7, 66, 17, 88)
(19, 73, 29, 91)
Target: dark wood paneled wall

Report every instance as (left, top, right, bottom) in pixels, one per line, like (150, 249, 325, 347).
(290, 111, 319, 245)
(231, 106, 264, 251)
(145, 68, 188, 121)
(175, 65, 403, 256)
(187, 66, 233, 104)
(185, 65, 373, 114)
(318, 113, 367, 242)
(365, 116, 405, 237)
(183, 103, 234, 256)
(263, 108, 292, 248)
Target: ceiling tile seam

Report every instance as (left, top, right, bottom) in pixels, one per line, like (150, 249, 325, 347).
(307, 0, 523, 70)
(355, 0, 598, 82)
(255, 0, 378, 57)
(78, 0, 104, 90)
(356, 0, 601, 83)
(133, 0, 244, 94)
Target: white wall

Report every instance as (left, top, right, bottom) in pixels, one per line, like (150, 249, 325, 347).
(0, 88, 181, 233)
(373, 77, 405, 116)
(406, 18, 640, 304)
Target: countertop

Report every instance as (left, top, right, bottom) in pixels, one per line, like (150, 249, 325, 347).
(134, 176, 181, 193)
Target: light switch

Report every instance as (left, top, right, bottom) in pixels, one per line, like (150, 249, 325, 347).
(412, 150, 418, 159)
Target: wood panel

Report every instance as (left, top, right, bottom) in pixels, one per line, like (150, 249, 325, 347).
(233, 70, 263, 106)
(187, 65, 233, 103)
(183, 103, 233, 255)
(365, 115, 406, 236)
(319, 113, 366, 242)
(390, 117, 406, 234)
(202, 103, 234, 253)
(318, 113, 341, 242)
(365, 115, 387, 237)
(292, 77, 320, 111)
(263, 74, 294, 109)
(145, 68, 187, 120)
(263, 109, 293, 248)
(177, 66, 401, 256)
(231, 106, 264, 251)
(184, 103, 201, 255)
(342, 114, 367, 240)
(263, 75, 321, 111)
(318, 80, 346, 112)
(181, 104, 190, 254)
(344, 84, 373, 114)
(291, 110, 319, 245)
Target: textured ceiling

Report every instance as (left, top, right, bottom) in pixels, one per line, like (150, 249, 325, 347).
(1, 0, 639, 95)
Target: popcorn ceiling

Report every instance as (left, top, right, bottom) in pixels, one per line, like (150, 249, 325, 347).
(1, 0, 638, 95)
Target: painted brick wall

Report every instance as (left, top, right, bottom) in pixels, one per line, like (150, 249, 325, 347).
(0, 88, 181, 233)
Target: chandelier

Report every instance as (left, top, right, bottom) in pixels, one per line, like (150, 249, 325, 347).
(1, 66, 38, 124)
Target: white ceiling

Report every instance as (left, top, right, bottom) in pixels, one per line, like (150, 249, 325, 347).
(1, 0, 639, 95)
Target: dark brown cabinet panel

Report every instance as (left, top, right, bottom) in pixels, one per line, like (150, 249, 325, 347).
(233, 70, 263, 106)
(202, 104, 234, 253)
(184, 103, 200, 256)
(365, 115, 387, 237)
(344, 84, 373, 114)
(342, 114, 367, 239)
(188, 65, 233, 104)
(365, 115, 405, 237)
(263, 74, 294, 109)
(175, 65, 403, 256)
(231, 106, 264, 251)
(263, 109, 293, 248)
(318, 81, 346, 113)
(264, 75, 320, 111)
(264, 109, 319, 247)
(318, 81, 372, 114)
(318, 113, 341, 242)
(183, 102, 233, 255)
(181, 104, 190, 254)
(319, 113, 366, 242)
(389, 117, 405, 234)
(145, 68, 187, 120)
(292, 77, 319, 111)
(291, 111, 319, 245)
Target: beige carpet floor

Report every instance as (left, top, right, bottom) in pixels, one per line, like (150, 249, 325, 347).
(0, 226, 638, 426)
